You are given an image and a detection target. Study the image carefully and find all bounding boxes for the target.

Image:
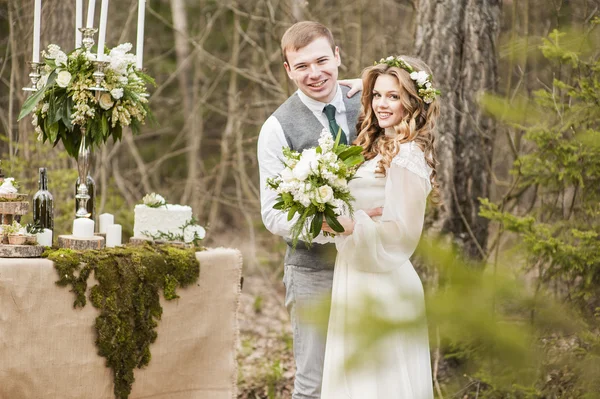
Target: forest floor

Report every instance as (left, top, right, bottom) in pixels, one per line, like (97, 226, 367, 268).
(237, 272, 295, 398)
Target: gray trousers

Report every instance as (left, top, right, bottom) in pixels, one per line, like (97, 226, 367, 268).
(283, 264, 334, 399)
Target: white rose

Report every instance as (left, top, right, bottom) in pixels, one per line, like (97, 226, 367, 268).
(110, 88, 124, 100)
(194, 225, 206, 240)
(56, 70, 72, 88)
(410, 71, 429, 86)
(281, 167, 294, 182)
(183, 228, 196, 243)
(386, 56, 395, 61)
(98, 93, 115, 110)
(300, 148, 320, 170)
(315, 185, 334, 204)
(292, 159, 311, 181)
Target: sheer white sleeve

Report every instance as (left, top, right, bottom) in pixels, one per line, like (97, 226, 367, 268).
(338, 143, 431, 273)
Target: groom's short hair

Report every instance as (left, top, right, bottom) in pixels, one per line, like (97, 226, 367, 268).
(281, 21, 335, 63)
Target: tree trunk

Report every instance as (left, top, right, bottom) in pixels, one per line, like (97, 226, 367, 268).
(414, 0, 502, 259)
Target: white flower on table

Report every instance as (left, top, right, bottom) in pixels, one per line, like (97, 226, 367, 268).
(56, 70, 72, 88)
(0, 178, 18, 194)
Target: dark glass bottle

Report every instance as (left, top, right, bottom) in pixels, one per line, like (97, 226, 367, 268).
(33, 167, 54, 230)
(74, 175, 96, 222)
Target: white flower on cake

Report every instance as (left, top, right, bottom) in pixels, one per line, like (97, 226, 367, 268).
(142, 193, 166, 208)
(0, 178, 18, 194)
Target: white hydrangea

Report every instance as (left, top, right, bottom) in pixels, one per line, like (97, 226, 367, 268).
(318, 128, 334, 152)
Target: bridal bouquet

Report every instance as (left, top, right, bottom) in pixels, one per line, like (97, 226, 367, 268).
(18, 43, 154, 158)
(267, 129, 364, 248)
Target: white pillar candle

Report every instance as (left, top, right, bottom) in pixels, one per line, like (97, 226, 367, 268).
(98, 213, 114, 234)
(96, 0, 109, 61)
(105, 224, 122, 248)
(76, 0, 82, 47)
(86, 0, 96, 28)
(136, 0, 145, 69)
(33, 0, 42, 63)
(36, 228, 53, 247)
(73, 218, 95, 238)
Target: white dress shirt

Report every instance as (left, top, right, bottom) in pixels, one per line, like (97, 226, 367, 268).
(257, 84, 351, 243)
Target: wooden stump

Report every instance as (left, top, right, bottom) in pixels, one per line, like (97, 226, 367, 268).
(0, 244, 45, 258)
(0, 201, 29, 215)
(58, 235, 105, 250)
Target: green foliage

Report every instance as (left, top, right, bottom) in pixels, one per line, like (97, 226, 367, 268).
(47, 244, 201, 399)
(478, 27, 600, 397)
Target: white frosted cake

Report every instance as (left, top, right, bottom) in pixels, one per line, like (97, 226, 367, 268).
(133, 204, 193, 239)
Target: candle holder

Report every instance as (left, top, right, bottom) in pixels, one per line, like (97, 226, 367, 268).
(23, 62, 43, 92)
(89, 61, 108, 92)
(75, 127, 91, 219)
(79, 27, 98, 52)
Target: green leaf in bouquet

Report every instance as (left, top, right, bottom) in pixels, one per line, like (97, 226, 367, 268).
(101, 113, 109, 140)
(310, 212, 323, 239)
(337, 146, 364, 161)
(333, 127, 343, 149)
(344, 154, 364, 167)
(61, 97, 73, 130)
(281, 192, 293, 204)
(287, 204, 298, 221)
(19, 86, 48, 121)
(112, 124, 123, 142)
(273, 201, 286, 210)
(324, 207, 345, 233)
(45, 117, 59, 143)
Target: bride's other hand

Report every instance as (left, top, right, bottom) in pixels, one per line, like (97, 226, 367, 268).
(364, 207, 383, 218)
(322, 216, 355, 236)
(338, 78, 363, 98)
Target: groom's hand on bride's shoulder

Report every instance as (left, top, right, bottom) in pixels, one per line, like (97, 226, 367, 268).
(339, 78, 363, 98)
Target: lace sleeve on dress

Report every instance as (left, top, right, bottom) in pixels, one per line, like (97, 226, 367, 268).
(391, 141, 432, 193)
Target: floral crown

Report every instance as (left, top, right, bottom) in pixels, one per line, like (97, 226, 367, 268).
(374, 56, 440, 104)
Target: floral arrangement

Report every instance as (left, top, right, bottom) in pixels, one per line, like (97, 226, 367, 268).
(267, 129, 364, 248)
(18, 43, 154, 158)
(142, 217, 206, 246)
(142, 192, 166, 208)
(375, 55, 441, 104)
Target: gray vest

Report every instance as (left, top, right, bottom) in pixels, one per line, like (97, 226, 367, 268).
(272, 86, 362, 269)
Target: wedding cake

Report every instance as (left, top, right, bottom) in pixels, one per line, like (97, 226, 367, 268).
(133, 204, 193, 240)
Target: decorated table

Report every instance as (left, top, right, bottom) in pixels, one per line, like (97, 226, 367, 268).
(0, 247, 242, 399)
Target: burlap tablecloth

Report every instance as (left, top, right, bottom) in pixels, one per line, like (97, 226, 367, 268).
(0, 247, 242, 399)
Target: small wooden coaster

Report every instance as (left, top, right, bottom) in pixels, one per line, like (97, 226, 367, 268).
(58, 235, 105, 250)
(0, 244, 44, 258)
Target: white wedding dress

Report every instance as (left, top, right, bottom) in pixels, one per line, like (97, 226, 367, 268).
(321, 141, 434, 399)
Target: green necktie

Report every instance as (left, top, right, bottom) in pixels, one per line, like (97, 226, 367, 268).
(323, 104, 347, 145)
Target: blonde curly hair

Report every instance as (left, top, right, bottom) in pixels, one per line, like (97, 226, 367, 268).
(354, 56, 440, 202)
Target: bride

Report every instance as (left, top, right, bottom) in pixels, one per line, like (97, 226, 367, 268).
(321, 55, 440, 398)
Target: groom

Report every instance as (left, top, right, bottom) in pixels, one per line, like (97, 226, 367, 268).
(257, 21, 361, 399)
